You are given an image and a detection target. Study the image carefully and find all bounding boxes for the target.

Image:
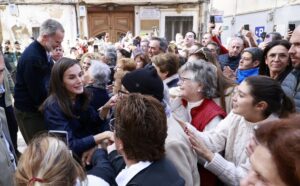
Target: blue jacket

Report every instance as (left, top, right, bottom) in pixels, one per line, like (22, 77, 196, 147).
(88, 149, 116, 185)
(166, 78, 179, 89)
(44, 97, 100, 156)
(236, 67, 259, 84)
(14, 40, 53, 112)
(218, 54, 241, 71)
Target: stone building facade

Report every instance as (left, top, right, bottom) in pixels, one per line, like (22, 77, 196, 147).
(0, 0, 208, 50)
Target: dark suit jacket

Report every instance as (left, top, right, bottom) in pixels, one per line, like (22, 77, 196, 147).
(108, 151, 185, 186)
(127, 158, 185, 186)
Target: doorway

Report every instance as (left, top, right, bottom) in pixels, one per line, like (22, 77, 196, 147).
(88, 6, 134, 43)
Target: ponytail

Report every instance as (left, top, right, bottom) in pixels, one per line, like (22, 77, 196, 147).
(279, 93, 295, 118)
(245, 76, 295, 118)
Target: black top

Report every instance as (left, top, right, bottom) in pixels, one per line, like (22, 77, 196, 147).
(14, 40, 53, 112)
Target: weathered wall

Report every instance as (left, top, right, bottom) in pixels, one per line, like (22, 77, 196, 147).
(0, 4, 77, 50)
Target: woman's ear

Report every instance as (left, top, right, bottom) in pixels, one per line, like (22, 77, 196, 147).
(253, 60, 260, 68)
(255, 100, 268, 112)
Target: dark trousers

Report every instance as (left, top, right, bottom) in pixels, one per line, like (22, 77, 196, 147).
(0, 95, 18, 151)
(14, 108, 46, 144)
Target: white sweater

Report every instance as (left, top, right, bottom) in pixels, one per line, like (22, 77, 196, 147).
(187, 112, 277, 186)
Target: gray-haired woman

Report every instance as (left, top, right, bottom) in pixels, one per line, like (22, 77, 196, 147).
(170, 60, 227, 186)
(171, 60, 226, 132)
(84, 60, 111, 132)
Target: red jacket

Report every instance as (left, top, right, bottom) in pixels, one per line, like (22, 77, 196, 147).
(212, 35, 228, 55)
(183, 99, 226, 132)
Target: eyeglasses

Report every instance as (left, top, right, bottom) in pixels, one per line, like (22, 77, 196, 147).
(118, 90, 128, 98)
(109, 118, 115, 131)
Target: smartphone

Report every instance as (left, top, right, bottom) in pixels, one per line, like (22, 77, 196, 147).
(260, 32, 267, 40)
(210, 16, 215, 24)
(93, 45, 99, 53)
(48, 130, 69, 146)
(288, 24, 296, 31)
(244, 24, 250, 31)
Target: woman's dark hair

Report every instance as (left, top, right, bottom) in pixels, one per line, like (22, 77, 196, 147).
(133, 36, 141, 47)
(255, 115, 300, 186)
(259, 40, 292, 83)
(266, 32, 282, 41)
(245, 75, 295, 118)
(119, 48, 132, 58)
(40, 57, 90, 118)
(134, 53, 150, 68)
(114, 93, 167, 162)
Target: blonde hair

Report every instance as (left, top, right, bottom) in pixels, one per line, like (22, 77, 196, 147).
(79, 52, 101, 67)
(15, 134, 86, 186)
(113, 70, 130, 95)
(116, 58, 136, 71)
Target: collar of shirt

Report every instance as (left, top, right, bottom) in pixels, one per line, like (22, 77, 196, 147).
(186, 99, 204, 122)
(116, 161, 152, 186)
(46, 52, 52, 63)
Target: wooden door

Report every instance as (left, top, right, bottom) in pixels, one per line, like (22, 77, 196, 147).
(88, 8, 134, 43)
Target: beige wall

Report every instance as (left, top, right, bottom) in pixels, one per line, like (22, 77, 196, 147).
(83, 0, 198, 4)
(211, 0, 300, 16)
(0, 4, 77, 50)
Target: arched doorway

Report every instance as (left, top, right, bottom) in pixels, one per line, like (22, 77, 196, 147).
(87, 6, 134, 43)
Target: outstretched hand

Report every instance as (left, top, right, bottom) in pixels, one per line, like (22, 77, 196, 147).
(187, 129, 214, 162)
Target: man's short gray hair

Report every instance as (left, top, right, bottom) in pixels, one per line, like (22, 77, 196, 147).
(40, 19, 64, 36)
(88, 60, 111, 86)
(179, 60, 218, 98)
(229, 36, 244, 46)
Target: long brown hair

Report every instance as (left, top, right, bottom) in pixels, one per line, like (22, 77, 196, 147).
(40, 57, 90, 118)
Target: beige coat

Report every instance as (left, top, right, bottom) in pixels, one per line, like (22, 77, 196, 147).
(165, 114, 200, 186)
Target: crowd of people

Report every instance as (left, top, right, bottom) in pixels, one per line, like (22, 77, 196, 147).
(0, 18, 300, 185)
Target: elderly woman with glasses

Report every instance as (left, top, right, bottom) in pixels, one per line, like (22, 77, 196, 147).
(171, 60, 226, 131)
(181, 46, 236, 113)
(170, 60, 227, 186)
